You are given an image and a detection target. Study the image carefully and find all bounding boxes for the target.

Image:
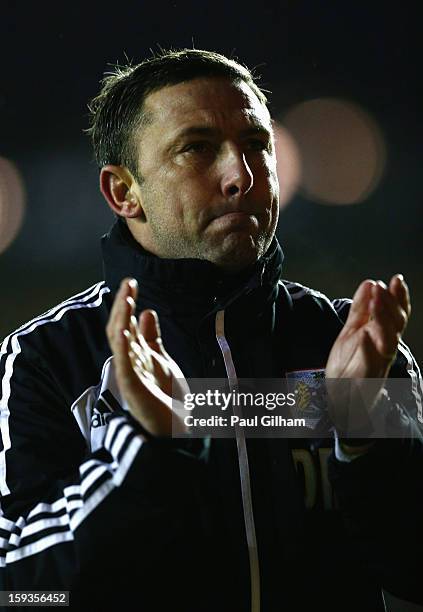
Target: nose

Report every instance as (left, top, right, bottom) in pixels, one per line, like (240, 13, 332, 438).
(220, 148, 254, 199)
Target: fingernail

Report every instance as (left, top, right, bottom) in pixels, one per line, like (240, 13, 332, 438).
(126, 296, 136, 308)
(128, 278, 138, 289)
(396, 273, 404, 282)
(377, 280, 387, 289)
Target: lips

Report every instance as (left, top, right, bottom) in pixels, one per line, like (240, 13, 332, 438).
(209, 203, 260, 221)
(218, 211, 253, 220)
(200, 202, 263, 232)
(210, 211, 259, 230)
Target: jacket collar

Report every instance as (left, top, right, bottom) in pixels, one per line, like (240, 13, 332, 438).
(101, 218, 284, 315)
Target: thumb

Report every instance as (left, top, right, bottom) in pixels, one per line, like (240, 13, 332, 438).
(139, 310, 161, 343)
(138, 310, 170, 358)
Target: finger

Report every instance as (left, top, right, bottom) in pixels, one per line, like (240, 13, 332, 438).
(139, 310, 171, 358)
(117, 332, 171, 435)
(129, 313, 138, 339)
(139, 310, 160, 343)
(119, 331, 157, 404)
(106, 279, 135, 349)
(389, 274, 411, 317)
(128, 311, 169, 385)
(106, 278, 137, 336)
(344, 280, 375, 330)
(138, 310, 186, 393)
(144, 313, 185, 379)
(366, 288, 401, 359)
(113, 328, 145, 399)
(130, 326, 154, 372)
(131, 314, 153, 351)
(370, 282, 408, 334)
(366, 318, 399, 361)
(106, 280, 129, 337)
(128, 333, 151, 372)
(129, 313, 155, 372)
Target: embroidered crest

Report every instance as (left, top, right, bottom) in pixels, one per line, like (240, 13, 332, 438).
(286, 369, 329, 431)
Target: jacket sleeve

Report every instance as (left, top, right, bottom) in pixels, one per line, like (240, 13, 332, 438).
(329, 298, 423, 604)
(0, 332, 209, 608)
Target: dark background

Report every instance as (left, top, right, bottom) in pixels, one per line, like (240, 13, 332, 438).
(0, 1, 421, 365)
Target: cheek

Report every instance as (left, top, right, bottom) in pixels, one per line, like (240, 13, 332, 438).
(270, 172, 280, 200)
(154, 180, 209, 228)
(255, 166, 279, 203)
(252, 155, 278, 185)
(178, 173, 214, 204)
(264, 159, 280, 198)
(160, 164, 213, 199)
(267, 158, 279, 183)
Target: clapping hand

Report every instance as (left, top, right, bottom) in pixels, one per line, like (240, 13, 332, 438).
(326, 275, 410, 439)
(107, 278, 189, 437)
(327, 275, 410, 380)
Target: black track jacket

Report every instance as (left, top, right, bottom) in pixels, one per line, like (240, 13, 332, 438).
(1, 219, 422, 611)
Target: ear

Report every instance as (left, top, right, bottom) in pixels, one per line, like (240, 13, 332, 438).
(99, 165, 145, 219)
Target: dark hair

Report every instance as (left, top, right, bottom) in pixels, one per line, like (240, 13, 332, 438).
(87, 48, 268, 181)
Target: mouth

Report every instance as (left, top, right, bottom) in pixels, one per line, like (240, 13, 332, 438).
(210, 211, 259, 231)
(219, 211, 254, 220)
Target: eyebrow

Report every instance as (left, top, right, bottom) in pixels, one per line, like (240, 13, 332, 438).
(172, 124, 272, 141)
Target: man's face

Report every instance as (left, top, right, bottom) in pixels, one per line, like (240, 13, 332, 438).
(131, 77, 280, 272)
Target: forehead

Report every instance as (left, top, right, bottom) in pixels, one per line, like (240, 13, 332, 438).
(142, 77, 271, 134)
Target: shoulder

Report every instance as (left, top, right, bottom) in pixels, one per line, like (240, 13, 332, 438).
(274, 281, 345, 356)
(280, 279, 350, 318)
(0, 281, 113, 412)
(0, 281, 111, 359)
(282, 280, 331, 302)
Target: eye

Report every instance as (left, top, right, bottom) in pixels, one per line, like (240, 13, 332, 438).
(181, 141, 215, 154)
(245, 138, 271, 152)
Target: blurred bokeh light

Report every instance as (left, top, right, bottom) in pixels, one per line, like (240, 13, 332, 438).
(281, 98, 387, 205)
(273, 123, 302, 209)
(0, 157, 26, 254)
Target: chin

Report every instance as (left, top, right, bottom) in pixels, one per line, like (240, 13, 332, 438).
(211, 236, 264, 273)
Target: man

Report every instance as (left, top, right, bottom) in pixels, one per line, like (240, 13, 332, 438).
(0, 49, 422, 612)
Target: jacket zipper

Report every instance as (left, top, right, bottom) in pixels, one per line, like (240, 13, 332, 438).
(215, 309, 261, 612)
